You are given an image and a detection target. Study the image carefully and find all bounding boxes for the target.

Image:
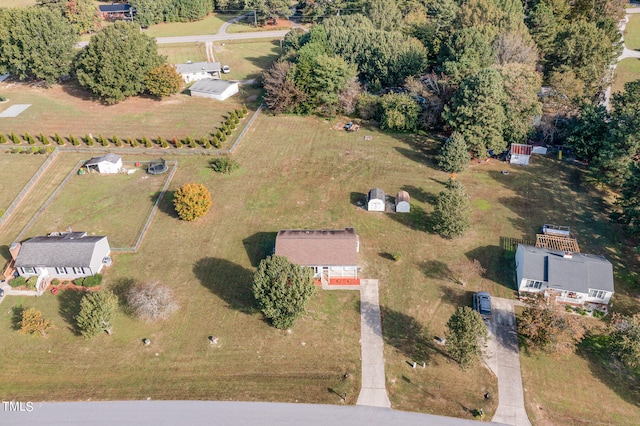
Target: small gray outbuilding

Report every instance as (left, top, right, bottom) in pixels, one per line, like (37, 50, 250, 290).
(367, 188, 385, 212)
(189, 79, 239, 101)
(396, 190, 410, 213)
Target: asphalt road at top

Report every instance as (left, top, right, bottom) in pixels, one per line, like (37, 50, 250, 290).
(75, 30, 290, 48)
(0, 401, 506, 426)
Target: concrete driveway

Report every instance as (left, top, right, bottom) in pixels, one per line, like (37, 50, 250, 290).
(483, 297, 531, 426)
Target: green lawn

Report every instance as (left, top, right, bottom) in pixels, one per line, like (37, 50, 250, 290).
(0, 153, 46, 213)
(2, 0, 36, 7)
(158, 43, 208, 65)
(25, 165, 171, 248)
(613, 58, 640, 93)
(226, 17, 293, 34)
(143, 13, 234, 38)
(626, 14, 640, 51)
(0, 81, 256, 141)
(0, 114, 639, 421)
(214, 41, 280, 81)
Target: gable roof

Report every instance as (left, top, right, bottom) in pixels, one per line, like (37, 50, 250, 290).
(368, 188, 384, 201)
(86, 153, 121, 166)
(190, 79, 237, 95)
(15, 233, 109, 268)
(518, 244, 614, 293)
(275, 228, 359, 266)
(396, 190, 410, 203)
(511, 143, 532, 156)
(99, 4, 132, 13)
(175, 62, 221, 75)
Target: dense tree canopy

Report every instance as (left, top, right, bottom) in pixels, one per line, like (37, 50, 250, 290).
(608, 313, 640, 369)
(439, 132, 470, 173)
(445, 306, 488, 368)
(0, 7, 78, 84)
(253, 255, 316, 329)
(76, 290, 118, 338)
(145, 64, 184, 98)
(39, 0, 102, 34)
(75, 22, 165, 103)
(432, 178, 472, 239)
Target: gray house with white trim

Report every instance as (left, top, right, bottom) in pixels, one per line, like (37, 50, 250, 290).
(515, 244, 614, 306)
(15, 232, 111, 281)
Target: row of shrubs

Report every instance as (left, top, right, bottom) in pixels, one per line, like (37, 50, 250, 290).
(0, 106, 249, 150)
(10, 274, 103, 289)
(8, 146, 56, 155)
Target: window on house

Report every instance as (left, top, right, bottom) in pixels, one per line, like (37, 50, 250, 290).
(55, 267, 67, 274)
(73, 267, 83, 275)
(525, 280, 543, 289)
(22, 267, 35, 274)
(589, 289, 605, 299)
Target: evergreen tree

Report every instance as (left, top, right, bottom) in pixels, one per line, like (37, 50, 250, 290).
(253, 255, 316, 329)
(439, 132, 470, 173)
(445, 306, 488, 368)
(76, 290, 118, 338)
(432, 178, 471, 239)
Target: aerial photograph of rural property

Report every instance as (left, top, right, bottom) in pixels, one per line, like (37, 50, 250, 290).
(1, 0, 640, 425)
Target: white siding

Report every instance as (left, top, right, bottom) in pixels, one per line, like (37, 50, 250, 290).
(367, 199, 385, 212)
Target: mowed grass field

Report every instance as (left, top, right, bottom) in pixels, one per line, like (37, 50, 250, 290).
(214, 41, 281, 81)
(625, 14, 640, 51)
(0, 114, 638, 420)
(143, 13, 233, 37)
(26, 168, 170, 248)
(613, 58, 640, 93)
(0, 82, 255, 140)
(2, 0, 36, 7)
(158, 43, 208, 64)
(0, 153, 46, 213)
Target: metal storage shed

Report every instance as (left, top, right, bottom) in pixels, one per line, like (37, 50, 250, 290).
(367, 188, 385, 212)
(396, 190, 410, 213)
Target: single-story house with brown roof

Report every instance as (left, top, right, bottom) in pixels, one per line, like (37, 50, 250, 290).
(275, 227, 359, 284)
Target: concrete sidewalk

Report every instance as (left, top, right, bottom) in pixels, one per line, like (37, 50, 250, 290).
(485, 298, 531, 426)
(357, 279, 391, 408)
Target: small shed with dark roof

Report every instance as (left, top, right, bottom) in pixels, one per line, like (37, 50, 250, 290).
(367, 188, 385, 212)
(85, 153, 122, 174)
(275, 228, 359, 283)
(396, 190, 410, 213)
(515, 244, 614, 306)
(14, 232, 111, 281)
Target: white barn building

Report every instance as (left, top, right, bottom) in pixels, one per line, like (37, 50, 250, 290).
(85, 153, 122, 174)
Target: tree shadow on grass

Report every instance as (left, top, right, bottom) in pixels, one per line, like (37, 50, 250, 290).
(465, 245, 516, 291)
(11, 303, 24, 331)
(419, 260, 456, 283)
(242, 232, 277, 267)
(387, 204, 433, 233)
(109, 277, 136, 313)
(401, 185, 438, 205)
(0, 245, 10, 263)
(193, 257, 256, 314)
(350, 192, 367, 208)
(577, 333, 640, 408)
(151, 190, 178, 219)
(57, 289, 85, 335)
(440, 285, 474, 307)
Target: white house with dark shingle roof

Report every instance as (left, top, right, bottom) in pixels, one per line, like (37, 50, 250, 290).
(14, 232, 111, 280)
(515, 244, 614, 305)
(275, 228, 359, 284)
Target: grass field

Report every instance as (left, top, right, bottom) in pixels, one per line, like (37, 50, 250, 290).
(143, 13, 234, 38)
(226, 17, 293, 34)
(613, 58, 640, 93)
(2, 0, 36, 7)
(0, 82, 257, 141)
(0, 153, 46, 213)
(214, 41, 280, 81)
(625, 14, 640, 51)
(0, 114, 639, 420)
(158, 43, 208, 64)
(25, 167, 170, 248)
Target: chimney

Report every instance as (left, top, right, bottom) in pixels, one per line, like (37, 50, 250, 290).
(563, 252, 573, 259)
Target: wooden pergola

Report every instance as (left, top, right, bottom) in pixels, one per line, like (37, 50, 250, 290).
(535, 234, 580, 253)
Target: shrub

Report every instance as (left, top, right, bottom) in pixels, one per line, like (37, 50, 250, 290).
(20, 307, 54, 335)
(173, 183, 212, 221)
(156, 136, 165, 146)
(83, 274, 103, 287)
(593, 309, 605, 319)
(203, 139, 211, 149)
(236, 108, 245, 119)
(51, 278, 60, 286)
(54, 133, 65, 145)
(126, 281, 179, 322)
(175, 139, 183, 149)
(215, 130, 223, 140)
(356, 93, 380, 120)
(113, 135, 123, 147)
(73, 277, 85, 286)
(10, 276, 26, 288)
(11, 147, 23, 154)
(219, 132, 227, 142)
(10, 132, 20, 144)
(187, 137, 197, 149)
(220, 123, 228, 134)
(0, 95, 6, 102)
(85, 134, 94, 146)
(129, 137, 139, 148)
(69, 135, 80, 146)
(242, 104, 248, 115)
(211, 136, 221, 148)
(97, 134, 109, 146)
(26, 276, 38, 290)
(565, 304, 574, 312)
(229, 111, 237, 122)
(76, 290, 117, 338)
(39, 133, 50, 145)
(391, 251, 402, 261)
(161, 139, 168, 148)
(227, 120, 237, 130)
(24, 132, 36, 144)
(210, 157, 239, 174)
(0, 134, 6, 144)
(142, 136, 152, 148)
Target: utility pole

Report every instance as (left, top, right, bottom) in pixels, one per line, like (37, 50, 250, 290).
(254, 10, 257, 27)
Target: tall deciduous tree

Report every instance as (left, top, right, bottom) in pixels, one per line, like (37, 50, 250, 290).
(75, 22, 165, 104)
(379, 93, 421, 132)
(445, 306, 488, 368)
(443, 67, 507, 158)
(76, 290, 118, 338)
(253, 255, 316, 329)
(261, 61, 305, 114)
(0, 7, 77, 84)
(439, 132, 470, 173)
(145, 64, 184, 98)
(20, 307, 54, 336)
(39, 0, 102, 34)
(518, 298, 586, 355)
(608, 313, 640, 369)
(246, 0, 292, 24)
(173, 183, 212, 221)
(432, 178, 472, 239)
(127, 281, 179, 322)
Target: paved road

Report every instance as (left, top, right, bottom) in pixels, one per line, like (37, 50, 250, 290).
(0, 401, 504, 426)
(603, 8, 640, 109)
(357, 279, 391, 408)
(484, 298, 531, 426)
